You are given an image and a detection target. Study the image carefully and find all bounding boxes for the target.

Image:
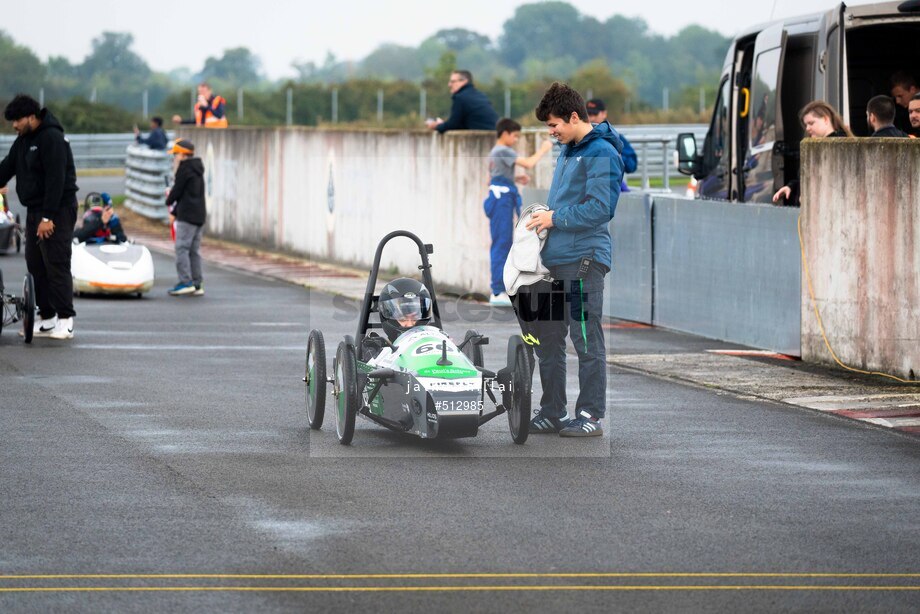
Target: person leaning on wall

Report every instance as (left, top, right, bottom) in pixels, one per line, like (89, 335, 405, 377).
(172, 82, 228, 128)
(772, 100, 852, 206)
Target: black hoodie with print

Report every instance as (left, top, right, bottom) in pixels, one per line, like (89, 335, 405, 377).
(0, 108, 78, 218)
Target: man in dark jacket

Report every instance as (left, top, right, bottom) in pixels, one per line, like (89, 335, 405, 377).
(426, 70, 499, 133)
(165, 138, 206, 296)
(0, 95, 78, 340)
(525, 83, 624, 438)
(134, 116, 168, 150)
(867, 95, 908, 137)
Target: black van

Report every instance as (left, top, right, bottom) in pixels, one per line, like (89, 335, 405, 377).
(677, 1, 920, 203)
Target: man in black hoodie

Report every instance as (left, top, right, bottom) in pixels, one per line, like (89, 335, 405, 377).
(0, 95, 78, 339)
(165, 138, 206, 296)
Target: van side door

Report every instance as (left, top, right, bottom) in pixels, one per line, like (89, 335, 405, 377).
(741, 22, 788, 203)
(697, 77, 733, 200)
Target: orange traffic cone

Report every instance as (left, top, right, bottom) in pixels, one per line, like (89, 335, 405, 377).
(685, 176, 698, 199)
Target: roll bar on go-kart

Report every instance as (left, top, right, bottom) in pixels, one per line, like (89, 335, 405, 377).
(355, 230, 443, 347)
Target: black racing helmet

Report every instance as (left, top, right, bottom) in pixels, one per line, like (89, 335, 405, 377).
(378, 278, 432, 341)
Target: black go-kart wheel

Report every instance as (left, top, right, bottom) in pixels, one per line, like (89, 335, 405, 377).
(461, 329, 484, 368)
(506, 336, 532, 444)
(21, 273, 35, 344)
(305, 329, 327, 430)
(333, 341, 358, 445)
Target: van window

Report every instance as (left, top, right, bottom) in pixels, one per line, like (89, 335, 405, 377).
(750, 47, 781, 149)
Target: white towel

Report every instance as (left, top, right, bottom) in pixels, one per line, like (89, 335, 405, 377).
(503, 203, 551, 296)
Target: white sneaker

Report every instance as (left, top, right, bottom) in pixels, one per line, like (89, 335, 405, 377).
(22, 314, 57, 337)
(50, 317, 74, 340)
(489, 292, 513, 307)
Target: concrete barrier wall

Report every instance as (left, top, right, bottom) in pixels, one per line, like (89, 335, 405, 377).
(801, 139, 920, 379)
(182, 127, 553, 293)
(653, 197, 801, 355)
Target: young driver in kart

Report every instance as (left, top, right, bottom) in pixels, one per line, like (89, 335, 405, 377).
(378, 278, 432, 341)
(74, 192, 127, 243)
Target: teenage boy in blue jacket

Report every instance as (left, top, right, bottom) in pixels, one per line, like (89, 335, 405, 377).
(526, 83, 624, 437)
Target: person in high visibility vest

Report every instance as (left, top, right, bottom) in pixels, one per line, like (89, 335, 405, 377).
(172, 83, 228, 128)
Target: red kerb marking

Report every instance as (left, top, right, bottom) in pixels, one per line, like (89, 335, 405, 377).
(604, 322, 653, 330)
(831, 407, 920, 420)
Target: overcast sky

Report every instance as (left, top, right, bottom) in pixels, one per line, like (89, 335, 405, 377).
(9, 0, 874, 79)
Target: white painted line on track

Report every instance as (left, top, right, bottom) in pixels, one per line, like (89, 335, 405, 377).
(73, 345, 304, 351)
(863, 417, 920, 428)
(250, 322, 304, 327)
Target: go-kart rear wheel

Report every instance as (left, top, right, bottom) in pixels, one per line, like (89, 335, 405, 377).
(21, 273, 35, 344)
(461, 329, 484, 368)
(507, 337, 532, 444)
(333, 341, 358, 445)
(305, 329, 326, 430)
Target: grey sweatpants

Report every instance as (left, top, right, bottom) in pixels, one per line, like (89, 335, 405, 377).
(175, 220, 204, 285)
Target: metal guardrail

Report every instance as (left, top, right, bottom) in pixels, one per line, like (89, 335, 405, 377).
(124, 145, 171, 220)
(0, 133, 175, 169)
(527, 123, 708, 191)
(0, 125, 708, 180)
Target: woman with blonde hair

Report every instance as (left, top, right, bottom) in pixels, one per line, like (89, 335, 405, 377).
(773, 100, 852, 204)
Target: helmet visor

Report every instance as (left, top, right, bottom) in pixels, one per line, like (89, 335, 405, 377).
(379, 295, 432, 323)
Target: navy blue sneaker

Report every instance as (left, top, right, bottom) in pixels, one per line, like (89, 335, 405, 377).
(168, 282, 196, 296)
(559, 412, 603, 437)
(529, 413, 570, 434)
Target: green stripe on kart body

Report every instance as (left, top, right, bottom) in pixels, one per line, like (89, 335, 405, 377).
(394, 336, 478, 379)
(416, 366, 478, 378)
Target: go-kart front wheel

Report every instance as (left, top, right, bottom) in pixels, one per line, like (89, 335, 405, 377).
(333, 341, 358, 445)
(21, 273, 35, 344)
(507, 336, 532, 444)
(305, 329, 327, 430)
(461, 329, 484, 368)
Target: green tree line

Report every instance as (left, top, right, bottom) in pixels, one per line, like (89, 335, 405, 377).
(0, 2, 729, 132)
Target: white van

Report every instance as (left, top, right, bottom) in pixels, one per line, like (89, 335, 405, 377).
(677, 1, 920, 203)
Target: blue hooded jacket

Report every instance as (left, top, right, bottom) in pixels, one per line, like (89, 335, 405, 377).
(543, 120, 624, 269)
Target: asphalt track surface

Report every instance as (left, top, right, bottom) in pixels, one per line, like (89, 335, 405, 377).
(1, 184, 919, 612)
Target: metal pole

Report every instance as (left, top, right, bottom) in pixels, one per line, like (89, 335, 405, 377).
(377, 88, 384, 123)
(661, 138, 670, 192)
(332, 88, 338, 123)
(286, 88, 293, 125)
(419, 88, 427, 119)
(39, 88, 44, 107)
(143, 90, 148, 119)
(641, 141, 650, 191)
(662, 87, 669, 112)
(238, 88, 244, 120)
(504, 87, 511, 117)
(90, 87, 97, 103)
(190, 88, 195, 110)
(699, 88, 705, 114)
(586, 88, 594, 101)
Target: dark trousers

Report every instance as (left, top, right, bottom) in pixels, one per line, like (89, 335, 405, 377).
(527, 261, 608, 420)
(25, 205, 77, 319)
